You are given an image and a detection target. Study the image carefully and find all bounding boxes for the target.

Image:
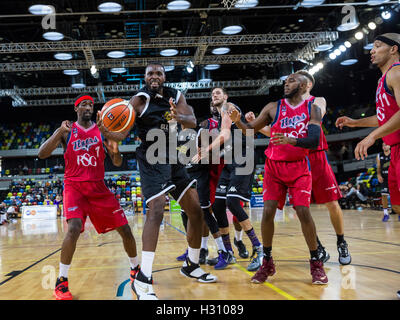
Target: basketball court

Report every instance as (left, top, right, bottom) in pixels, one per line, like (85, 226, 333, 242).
(1, 206, 399, 300)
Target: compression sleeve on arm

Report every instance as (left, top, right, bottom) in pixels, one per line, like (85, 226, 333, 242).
(295, 123, 320, 149)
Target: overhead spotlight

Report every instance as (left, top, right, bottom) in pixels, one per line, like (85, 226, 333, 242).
(160, 49, 179, 57)
(234, 0, 259, 9)
(300, 0, 325, 8)
(381, 11, 391, 19)
(90, 65, 98, 75)
(107, 51, 126, 58)
(221, 25, 243, 35)
(340, 59, 358, 66)
(43, 31, 64, 41)
(167, 0, 191, 10)
(63, 69, 80, 76)
(316, 62, 324, 69)
(368, 22, 377, 30)
(212, 47, 230, 55)
(339, 45, 347, 52)
(164, 65, 175, 72)
(355, 31, 364, 40)
(204, 64, 221, 70)
(28, 4, 54, 15)
(110, 67, 127, 74)
(329, 52, 337, 60)
(334, 49, 341, 56)
(54, 53, 72, 60)
(98, 2, 122, 13)
(344, 41, 352, 48)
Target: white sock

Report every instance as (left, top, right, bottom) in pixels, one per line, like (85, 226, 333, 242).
(59, 263, 70, 279)
(128, 256, 139, 269)
(188, 247, 200, 264)
(141, 251, 155, 278)
(201, 237, 208, 249)
(384, 209, 389, 216)
(235, 230, 243, 242)
(214, 237, 226, 252)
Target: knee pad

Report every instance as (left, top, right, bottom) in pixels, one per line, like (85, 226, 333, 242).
(226, 197, 248, 223)
(203, 208, 219, 235)
(212, 198, 229, 229)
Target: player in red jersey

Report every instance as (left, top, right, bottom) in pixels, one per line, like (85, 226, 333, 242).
(38, 94, 139, 300)
(230, 73, 328, 285)
(246, 70, 351, 265)
(336, 33, 400, 211)
(335, 33, 400, 299)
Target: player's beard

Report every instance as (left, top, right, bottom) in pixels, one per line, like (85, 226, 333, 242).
(284, 85, 300, 99)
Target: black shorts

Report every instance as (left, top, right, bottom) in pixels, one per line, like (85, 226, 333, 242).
(187, 167, 211, 209)
(215, 163, 255, 202)
(136, 146, 196, 204)
(381, 178, 389, 195)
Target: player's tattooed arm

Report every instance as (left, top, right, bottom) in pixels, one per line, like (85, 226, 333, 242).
(38, 120, 71, 159)
(169, 94, 196, 129)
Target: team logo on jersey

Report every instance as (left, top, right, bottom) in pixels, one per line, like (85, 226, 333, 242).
(77, 153, 97, 167)
(73, 127, 78, 138)
(280, 113, 307, 129)
(282, 105, 287, 116)
(72, 136, 99, 152)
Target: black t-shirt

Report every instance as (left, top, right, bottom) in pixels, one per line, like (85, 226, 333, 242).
(379, 152, 391, 180)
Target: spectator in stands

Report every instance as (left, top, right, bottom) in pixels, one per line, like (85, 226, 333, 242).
(0, 202, 8, 225)
(6, 205, 16, 219)
(343, 183, 369, 209)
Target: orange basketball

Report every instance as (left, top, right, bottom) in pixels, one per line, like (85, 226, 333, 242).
(100, 98, 135, 132)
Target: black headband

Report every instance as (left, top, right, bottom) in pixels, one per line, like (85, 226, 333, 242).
(375, 35, 400, 48)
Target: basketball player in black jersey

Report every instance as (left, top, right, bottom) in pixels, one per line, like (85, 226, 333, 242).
(377, 143, 395, 221)
(97, 63, 217, 300)
(194, 87, 263, 271)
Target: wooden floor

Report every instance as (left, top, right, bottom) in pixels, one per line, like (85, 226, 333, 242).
(0, 205, 399, 300)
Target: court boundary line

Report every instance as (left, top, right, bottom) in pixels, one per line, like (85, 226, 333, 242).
(0, 248, 61, 286)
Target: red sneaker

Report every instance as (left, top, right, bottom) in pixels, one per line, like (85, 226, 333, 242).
(310, 260, 328, 284)
(130, 265, 140, 283)
(53, 277, 73, 300)
(251, 257, 276, 283)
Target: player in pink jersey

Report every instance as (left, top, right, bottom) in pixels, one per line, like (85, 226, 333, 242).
(246, 70, 351, 265)
(230, 73, 328, 285)
(335, 33, 400, 299)
(38, 94, 139, 300)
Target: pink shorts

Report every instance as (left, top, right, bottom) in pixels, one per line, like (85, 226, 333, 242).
(388, 144, 400, 205)
(63, 180, 128, 234)
(263, 158, 312, 209)
(308, 151, 342, 204)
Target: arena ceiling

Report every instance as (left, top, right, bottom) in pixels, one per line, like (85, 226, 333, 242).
(0, 0, 399, 121)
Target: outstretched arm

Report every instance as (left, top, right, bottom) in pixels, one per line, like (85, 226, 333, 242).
(38, 120, 70, 159)
(230, 102, 276, 135)
(354, 67, 400, 160)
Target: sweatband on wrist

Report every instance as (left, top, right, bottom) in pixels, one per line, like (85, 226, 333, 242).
(295, 124, 320, 149)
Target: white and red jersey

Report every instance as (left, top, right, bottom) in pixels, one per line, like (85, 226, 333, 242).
(376, 62, 400, 146)
(64, 122, 106, 182)
(266, 98, 311, 162)
(307, 95, 328, 152)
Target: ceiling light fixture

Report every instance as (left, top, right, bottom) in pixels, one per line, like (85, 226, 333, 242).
(63, 70, 80, 76)
(54, 53, 73, 60)
(28, 4, 54, 15)
(221, 25, 243, 35)
(160, 49, 179, 57)
(43, 31, 64, 41)
(110, 67, 127, 74)
(98, 2, 122, 13)
(212, 47, 230, 55)
(107, 51, 126, 58)
(234, 0, 259, 9)
(340, 59, 358, 66)
(300, 0, 325, 8)
(167, 1, 191, 10)
(204, 64, 221, 70)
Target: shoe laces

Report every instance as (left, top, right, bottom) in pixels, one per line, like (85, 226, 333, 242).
(56, 282, 69, 293)
(338, 242, 348, 257)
